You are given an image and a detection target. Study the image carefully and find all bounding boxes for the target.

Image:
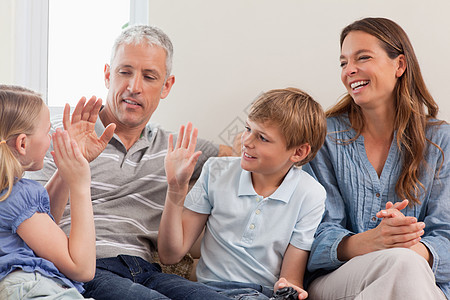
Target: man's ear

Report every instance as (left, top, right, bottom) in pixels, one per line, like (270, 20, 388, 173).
(104, 64, 111, 89)
(160, 75, 175, 99)
(291, 143, 311, 164)
(14, 134, 28, 156)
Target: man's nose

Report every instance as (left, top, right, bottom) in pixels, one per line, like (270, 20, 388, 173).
(128, 74, 143, 93)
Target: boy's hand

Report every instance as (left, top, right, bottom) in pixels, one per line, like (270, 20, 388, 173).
(274, 277, 308, 299)
(63, 96, 115, 162)
(165, 122, 202, 196)
(51, 128, 90, 188)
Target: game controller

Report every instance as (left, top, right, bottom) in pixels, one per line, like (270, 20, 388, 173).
(270, 287, 299, 300)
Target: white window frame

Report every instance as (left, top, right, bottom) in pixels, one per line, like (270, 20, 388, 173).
(14, 0, 149, 103)
(14, 0, 49, 100)
(131, 0, 149, 25)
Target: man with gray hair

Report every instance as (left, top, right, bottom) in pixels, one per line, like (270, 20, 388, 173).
(29, 25, 232, 299)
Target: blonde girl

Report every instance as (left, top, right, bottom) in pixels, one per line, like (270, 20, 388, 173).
(0, 85, 95, 299)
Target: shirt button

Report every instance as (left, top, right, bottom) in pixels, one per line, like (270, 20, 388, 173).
(255, 209, 261, 215)
(376, 193, 380, 197)
(372, 216, 377, 221)
(249, 224, 255, 230)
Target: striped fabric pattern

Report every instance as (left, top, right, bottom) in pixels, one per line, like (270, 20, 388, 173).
(26, 116, 219, 263)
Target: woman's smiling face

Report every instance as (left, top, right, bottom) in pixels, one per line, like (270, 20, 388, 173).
(340, 30, 405, 111)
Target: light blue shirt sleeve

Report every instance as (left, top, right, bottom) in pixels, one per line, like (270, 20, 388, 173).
(419, 122, 450, 291)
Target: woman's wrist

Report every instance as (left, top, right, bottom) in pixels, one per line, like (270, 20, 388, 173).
(337, 231, 375, 261)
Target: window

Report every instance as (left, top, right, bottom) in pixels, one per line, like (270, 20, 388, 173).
(14, 0, 149, 106)
(48, 0, 130, 107)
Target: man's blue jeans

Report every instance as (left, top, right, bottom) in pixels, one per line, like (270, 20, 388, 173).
(82, 255, 229, 300)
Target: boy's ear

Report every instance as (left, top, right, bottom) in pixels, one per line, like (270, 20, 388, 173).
(290, 143, 311, 164)
(15, 134, 28, 156)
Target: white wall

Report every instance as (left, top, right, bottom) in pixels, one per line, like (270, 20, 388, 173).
(0, 0, 14, 84)
(148, 0, 450, 145)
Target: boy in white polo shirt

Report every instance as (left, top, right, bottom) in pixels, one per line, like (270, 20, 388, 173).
(158, 88, 327, 299)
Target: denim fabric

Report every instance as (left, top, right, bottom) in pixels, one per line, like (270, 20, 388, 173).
(205, 281, 274, 300)
(303, 116, 450, 298)
(82, 255, 229, 300)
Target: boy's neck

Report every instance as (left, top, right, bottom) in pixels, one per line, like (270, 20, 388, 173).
(251, 168, 291, 198)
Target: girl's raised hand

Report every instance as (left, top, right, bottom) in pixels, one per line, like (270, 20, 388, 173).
(51, 128, 90, 188)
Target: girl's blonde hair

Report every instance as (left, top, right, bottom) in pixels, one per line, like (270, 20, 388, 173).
(329, 17, 445, 205)
(0, 85, 45, 202)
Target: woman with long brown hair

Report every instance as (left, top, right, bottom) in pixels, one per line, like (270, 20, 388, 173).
(303, 17, 449, 299)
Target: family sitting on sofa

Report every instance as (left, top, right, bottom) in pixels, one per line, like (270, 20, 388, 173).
(0, 17, 448, 299)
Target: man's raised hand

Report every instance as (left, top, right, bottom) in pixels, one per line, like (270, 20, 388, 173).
(63, 96, 115, 162)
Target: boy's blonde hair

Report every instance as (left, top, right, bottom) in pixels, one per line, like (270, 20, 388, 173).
(248, 87, 326, 166)
(0, 85, 45, 202)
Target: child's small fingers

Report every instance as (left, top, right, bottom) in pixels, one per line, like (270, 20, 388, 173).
(50, 150, 58, 166)
(54, 130, 73, 161)
(181, 122, 193, 149)
(52, 129, 64, 159)
(298, 290, 308, 300)
(167, 134, 174, 152)
(175, 125, 185, 149)
(188, 151, 202, 166)
(71, 140, 84, 162)
(188, 128, 199, 153)
(62, 130, 74, 157)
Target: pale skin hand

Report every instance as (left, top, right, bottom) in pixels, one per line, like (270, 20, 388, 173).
(51, 129, 90, 187)
(274, 244, 309, 299)
(63, 96, 116, 162)
(164, 122, 202, 198)
(376, 200, 432, 265)
(17, 129, 95, 282)
(274, 278, 308, 300)
(374, 199, 424, 248)
(158, 123, 208, 264)
(338, 199, 425, 261)
(46, 96, 115, 223)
